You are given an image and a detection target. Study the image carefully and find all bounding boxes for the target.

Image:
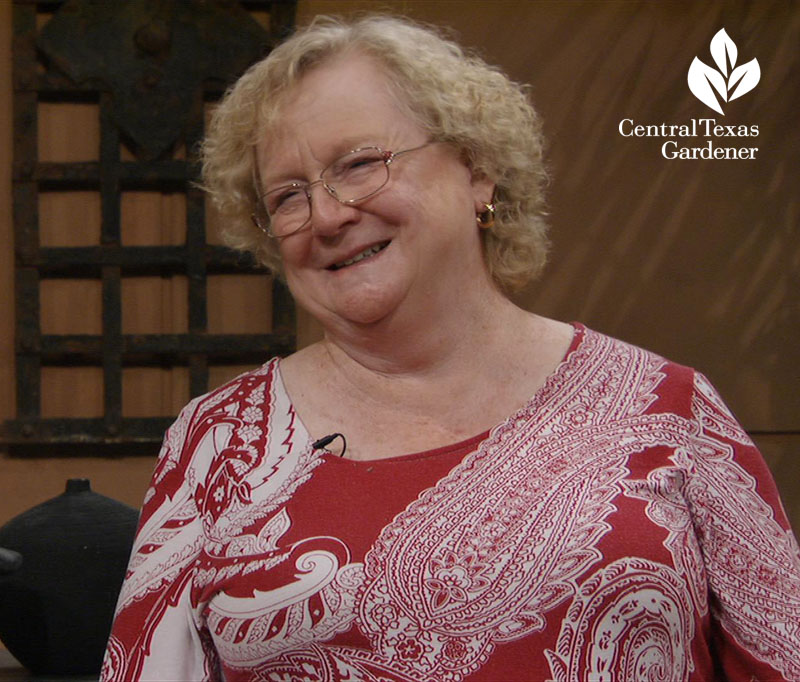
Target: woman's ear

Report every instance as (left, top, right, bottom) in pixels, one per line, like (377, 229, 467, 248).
(470, 173, 495, 212)
(471, 175, 496, 230)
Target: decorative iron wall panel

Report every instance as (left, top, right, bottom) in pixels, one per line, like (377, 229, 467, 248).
(4, 0, 298, 456)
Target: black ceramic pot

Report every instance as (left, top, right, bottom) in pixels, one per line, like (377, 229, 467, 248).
(0, 547, 22, 575)
(0, 479, 139, 676)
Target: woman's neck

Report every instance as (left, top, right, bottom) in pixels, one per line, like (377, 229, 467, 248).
(279, 285, 574, 461)
(309, 284, 542, 416)
(324, 279, 517, 373)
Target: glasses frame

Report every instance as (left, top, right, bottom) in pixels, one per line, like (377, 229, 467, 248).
(251, 142, 432, 239)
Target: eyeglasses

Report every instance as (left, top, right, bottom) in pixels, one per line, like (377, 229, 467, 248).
(252, 142, 431, 238)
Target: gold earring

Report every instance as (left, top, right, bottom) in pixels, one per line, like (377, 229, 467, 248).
(477, 203, 495, 229)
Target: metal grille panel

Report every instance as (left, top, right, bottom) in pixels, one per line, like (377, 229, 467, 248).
(4, 0, 298, 456)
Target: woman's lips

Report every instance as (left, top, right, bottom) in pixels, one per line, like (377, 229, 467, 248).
(328, 241, 390, 271)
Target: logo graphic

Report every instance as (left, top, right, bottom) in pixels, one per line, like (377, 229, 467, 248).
(688, 29, 760, 115)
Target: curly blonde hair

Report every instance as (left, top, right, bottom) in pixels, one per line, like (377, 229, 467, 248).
(201, 14, 549, 292)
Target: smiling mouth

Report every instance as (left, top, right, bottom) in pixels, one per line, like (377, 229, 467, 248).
(329, 241, 390, 271)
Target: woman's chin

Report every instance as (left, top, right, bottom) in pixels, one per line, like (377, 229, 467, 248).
(333, 297, 400, 327)
(318, 286, 408, 329)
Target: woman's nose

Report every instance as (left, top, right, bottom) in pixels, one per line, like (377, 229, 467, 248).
(308, 183, 360, 237)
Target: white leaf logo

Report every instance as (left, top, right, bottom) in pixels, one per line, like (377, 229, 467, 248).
(729, 59, 761, 101)
(710, 28, 737, 76)
(687, 28, 760, 114)
(688, 58, 727, 114)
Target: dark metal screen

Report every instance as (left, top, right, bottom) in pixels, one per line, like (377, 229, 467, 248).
(4, 0, 298, 455)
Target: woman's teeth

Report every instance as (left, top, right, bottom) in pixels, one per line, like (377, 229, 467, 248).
(332, 242, 388, 270)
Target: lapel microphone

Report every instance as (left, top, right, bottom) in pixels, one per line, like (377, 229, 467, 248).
(312, 433, 347, 457)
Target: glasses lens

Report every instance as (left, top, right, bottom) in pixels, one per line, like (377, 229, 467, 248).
(323, 148, 389, 203)
(257, 148, 391, 237)
(263, 185, 310, 236)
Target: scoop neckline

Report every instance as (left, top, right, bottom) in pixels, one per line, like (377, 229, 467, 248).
(274, 321, 585, 466)
(318, 427, 491, 465)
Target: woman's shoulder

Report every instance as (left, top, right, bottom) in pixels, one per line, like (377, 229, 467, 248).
(576, 323, 696, 379)
(560, 325, 759, 463)
(565, 323, 704, 415)
(150, 356, 302, 482)
(169, 357, 284, 433)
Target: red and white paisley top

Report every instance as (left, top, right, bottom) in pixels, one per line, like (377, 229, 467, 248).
(102, 325, 800, 681)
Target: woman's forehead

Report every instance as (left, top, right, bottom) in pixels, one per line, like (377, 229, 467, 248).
(255, 54, 424, 172)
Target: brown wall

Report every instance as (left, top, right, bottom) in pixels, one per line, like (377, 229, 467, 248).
(1, 2, 798, 532)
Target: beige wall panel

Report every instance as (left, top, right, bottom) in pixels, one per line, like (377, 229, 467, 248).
(208, 365, 261, 391)
(38, 102, 99, 162)
(121, 191, 186, 245)
(39, 191, 101, 246)
(122, 367, 190, 418)
(40, 279, 102, 334)
(207, 274, 273, 334)
(40, 367, 104, 418)
(0, 457, 154, 523)
(121, 276, 189, 334)
(119, 188, 189, 417)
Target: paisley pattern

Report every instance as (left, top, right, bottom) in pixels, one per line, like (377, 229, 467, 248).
(545, 558, 695, 682)
(623, 468, 709, 617)
(102, 326, 800, 682)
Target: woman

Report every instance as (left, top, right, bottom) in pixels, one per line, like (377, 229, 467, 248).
(102, 15, 800, 682)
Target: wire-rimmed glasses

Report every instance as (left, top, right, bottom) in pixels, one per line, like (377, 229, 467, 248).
(252, 142, 431, 238)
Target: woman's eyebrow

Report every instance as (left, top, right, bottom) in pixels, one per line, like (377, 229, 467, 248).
(257, 163, 306, 190)
(259, 135, 389, 188)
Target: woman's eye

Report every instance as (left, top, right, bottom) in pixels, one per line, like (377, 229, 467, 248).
(331, 153, 383, 177)
(268, 187, 305, 213)
(347, 156, 380, 170)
